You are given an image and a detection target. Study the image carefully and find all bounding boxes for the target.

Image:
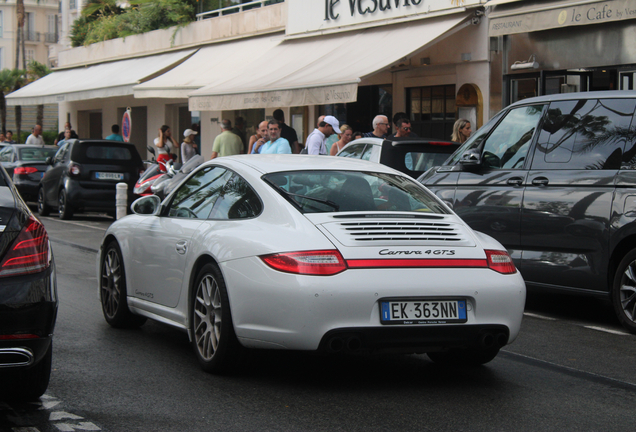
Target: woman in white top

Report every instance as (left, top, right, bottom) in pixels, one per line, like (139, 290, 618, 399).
(154, 125, 178, 171)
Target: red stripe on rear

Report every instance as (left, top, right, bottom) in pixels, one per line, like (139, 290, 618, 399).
(346, 259, 488, 269)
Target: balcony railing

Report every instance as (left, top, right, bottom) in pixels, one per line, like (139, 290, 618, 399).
(196, 0, 284, 21)
(44, 32, 58, 43)
(25, 31, 40, 42)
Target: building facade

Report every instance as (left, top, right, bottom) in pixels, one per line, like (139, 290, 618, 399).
(10, 0, 496, 158)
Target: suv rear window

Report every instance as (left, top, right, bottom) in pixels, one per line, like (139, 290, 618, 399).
(71, 143, 142, 164)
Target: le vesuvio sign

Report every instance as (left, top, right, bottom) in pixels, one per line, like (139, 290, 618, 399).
(489, 0, 636, 36)
(286, 0, 482, 36)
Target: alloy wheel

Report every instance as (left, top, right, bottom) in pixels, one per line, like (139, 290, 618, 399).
(193, 275, 223, 361)
(101, 248, 122, 319)
(618, 261, 636, 324)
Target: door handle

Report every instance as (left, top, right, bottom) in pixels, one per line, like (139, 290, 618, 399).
(175, 240, 187, 255)
(531, 177, 549, 186)
(507, 177, 523, 186)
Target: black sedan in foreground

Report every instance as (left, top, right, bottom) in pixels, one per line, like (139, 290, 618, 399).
(0, 165, 57, 401)
(0, 145, 59, 201)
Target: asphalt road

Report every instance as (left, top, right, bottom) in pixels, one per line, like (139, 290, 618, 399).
(2, 214, 636, 431)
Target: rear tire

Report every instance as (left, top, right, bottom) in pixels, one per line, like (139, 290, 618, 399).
(58, 189, 73, 220)
(10, 342, 53, 401)
(612, 249, 636, 334)
(427, 347, 500, 366)
(191, 263, 240, 374)
(37, 187, 50, 216)
(100, 241, 146, 328)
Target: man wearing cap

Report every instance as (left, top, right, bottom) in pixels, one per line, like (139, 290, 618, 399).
(252, 120, 291, 154)
(181, 128, 199, 163)
(305, 115, 341, 155)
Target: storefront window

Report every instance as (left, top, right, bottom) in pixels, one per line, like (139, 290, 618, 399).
(510, 77, 537, 103)
(407, 85, 455, 141)
(319, 85, 393, 135)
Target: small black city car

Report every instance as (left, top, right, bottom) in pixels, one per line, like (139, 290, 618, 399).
(0, 145, 59, 202)
(0, 164, 57, 400)
(38, 140, 144, 220)
(419, 90, 636, 333)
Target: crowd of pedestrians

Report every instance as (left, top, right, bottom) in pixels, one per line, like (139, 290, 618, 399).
(203, 107, 476, 160)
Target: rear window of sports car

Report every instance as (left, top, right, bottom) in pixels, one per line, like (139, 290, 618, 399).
(263, 170, 449, 214)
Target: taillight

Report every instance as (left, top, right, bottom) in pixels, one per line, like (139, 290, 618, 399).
(14, 166, 38, 175)
(0, 216, 51, 277)
(485, 250, 517, 274)
(69, 162, 81, 176)
(261, 250, 347, 276)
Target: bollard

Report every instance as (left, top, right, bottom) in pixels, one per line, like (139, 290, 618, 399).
(116, 182, 128, 220)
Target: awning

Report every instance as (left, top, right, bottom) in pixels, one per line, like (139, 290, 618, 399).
(188, 13, 470, 111)
(6, 50, 196, 106)
(133, 35, 280, 99)
(488, 0, 634, 36)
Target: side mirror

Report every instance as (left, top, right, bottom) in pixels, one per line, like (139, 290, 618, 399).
(458, 150, 481, 167)
(131, 195, 162, 216)
(45, 157, 53, 165)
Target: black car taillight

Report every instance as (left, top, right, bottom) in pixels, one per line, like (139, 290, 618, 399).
(68, 162, 81, 176)
(14, 166, 38, 175)
(0, 216, 51, 278)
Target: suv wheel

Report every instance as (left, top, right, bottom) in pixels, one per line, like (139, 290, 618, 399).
(612, 250, 636, 334)
(37, 187, 50, 216)
(58, 189, 73, 220)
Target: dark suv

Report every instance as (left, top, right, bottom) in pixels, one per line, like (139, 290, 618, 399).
(419, 91, 636, 333)
(38, 140, 144, 219)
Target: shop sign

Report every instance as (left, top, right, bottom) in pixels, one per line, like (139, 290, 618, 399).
(490, 0, 636, 36)
(287, 0, 482, 36)
(189, 83, 359, 111)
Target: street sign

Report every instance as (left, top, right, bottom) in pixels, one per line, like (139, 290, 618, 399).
(122, 108, 132, 142)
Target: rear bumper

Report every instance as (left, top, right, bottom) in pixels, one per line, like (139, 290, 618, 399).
(66, 180, 137, 211)
(319, 324, 509, 354)
(0, 263, 58, 368)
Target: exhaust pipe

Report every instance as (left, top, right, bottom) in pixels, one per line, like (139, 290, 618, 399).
(496, 332, 508, 347)
(328, 337, 344, 353)
(480, 333, 495, 349)
(345, 336, 362, 352)
(0, 347, 34, 368)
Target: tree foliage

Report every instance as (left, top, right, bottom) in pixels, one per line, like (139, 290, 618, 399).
(70, 0, 197, 47)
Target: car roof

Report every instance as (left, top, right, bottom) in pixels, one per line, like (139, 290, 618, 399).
(508, 90, 636, 108)
(212, 154, 405, 175)
(7, 144, 58, 150)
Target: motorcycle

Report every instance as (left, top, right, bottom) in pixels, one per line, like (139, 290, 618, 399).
(133, 146, 173, 196)
(150, 155, 204, 200)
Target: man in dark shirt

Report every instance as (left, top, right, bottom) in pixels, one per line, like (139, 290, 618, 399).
(273, 109, 299, 154)
(392, 112, 418, 138)
(363, 115, 390, 139)
(54, 122, 78, 145)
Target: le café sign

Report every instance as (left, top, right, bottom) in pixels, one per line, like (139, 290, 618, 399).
(286, 0, 482, 36)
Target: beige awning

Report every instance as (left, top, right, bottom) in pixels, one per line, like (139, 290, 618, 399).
(188, 13, 470, 111)
(6, 50, 196, 106)
(488, 0, 635, 36)
(133, 35, 281, 99)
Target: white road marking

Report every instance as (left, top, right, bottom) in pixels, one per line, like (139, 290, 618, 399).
(49, 411, 84, 421)
(583, 325, 630, 335)
(39, 400, 62, 410)
(523, 312, 557, 321)
(55, 423, 101, 431)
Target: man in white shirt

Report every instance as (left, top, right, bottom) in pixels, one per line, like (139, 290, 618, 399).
(305, 115, 341, 155)
(25, 125, 45, 146)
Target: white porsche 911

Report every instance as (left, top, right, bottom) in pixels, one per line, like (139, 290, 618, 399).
(98, 155, 525, 372)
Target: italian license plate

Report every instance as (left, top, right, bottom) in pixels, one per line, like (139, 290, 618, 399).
(96, 172, 124, 180)
(380, 299, 467, 325)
